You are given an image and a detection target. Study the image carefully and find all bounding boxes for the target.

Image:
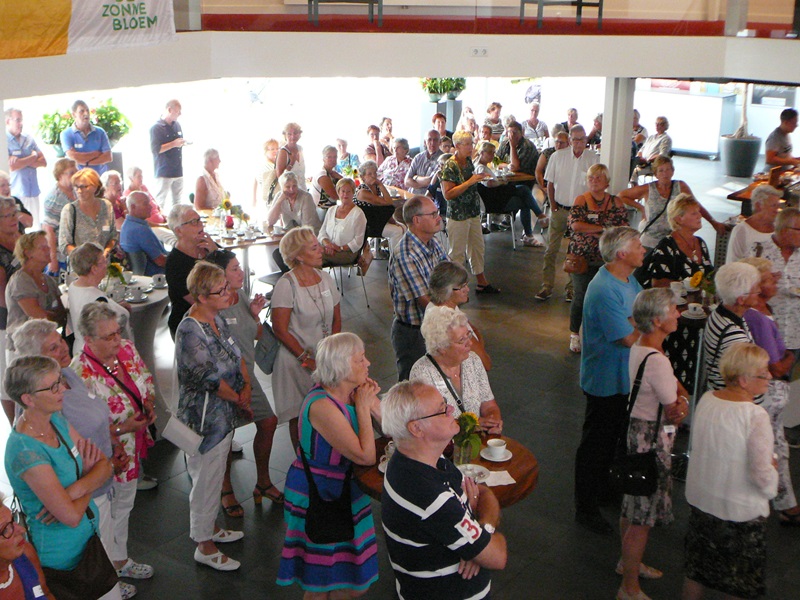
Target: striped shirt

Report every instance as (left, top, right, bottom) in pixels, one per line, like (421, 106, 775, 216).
(381, 451, 492, 600)
(703, 304, 753, 391)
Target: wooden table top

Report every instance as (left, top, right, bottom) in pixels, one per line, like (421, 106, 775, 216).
(354, 435, 539, 509)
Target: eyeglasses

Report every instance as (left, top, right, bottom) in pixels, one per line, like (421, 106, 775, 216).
(32, 376, 63, 395)
(208, 283, 230, 296)
(418, 210, 440, 219)
(570, 137, 586, 143)
(452, 283, 469, 292)
(452, 334, 472, 347)
(95, 328, 122, 342)
(0, 514, 19, 539)
(180, 217, 202, 227)
(0, 211, 19, 220)
(411, 401, 449, 422)
(73, 184, 91, 190)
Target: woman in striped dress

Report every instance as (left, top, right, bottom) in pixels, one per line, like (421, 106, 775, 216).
(277, 333, 380, 597)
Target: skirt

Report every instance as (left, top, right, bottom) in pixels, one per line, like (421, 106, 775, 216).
(684, 506, 767, 599)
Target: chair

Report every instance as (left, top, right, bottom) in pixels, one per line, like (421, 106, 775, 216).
(325, 237, 370, 308)
(308, 0, 383, 26)
(477, 184, 518, 251)
(127, 250, 148, 276)
(520, 0, 603, 28)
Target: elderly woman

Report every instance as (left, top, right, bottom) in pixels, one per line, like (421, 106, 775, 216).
(73, 303, 155, 584)
(523, 101, 549, 143)
(0, 197, 20, 408)
(194, 149, 225, 210)
(165, 204, 217, 338)
(410, 305, 502, 433)
(175, 262, 250, 571)
(205, 249, 282, 515)
(310, 145, 343, 208)
(253, 138, 280, 213)
(272, 227, 342, 448)
(354, 159, 405, 251)
(3, 356, 118, 599)
(380, 116, 394, 147)
(566, 163, 629, 353)
(727, 185, 781, 263)
(335, 139, 359, 174)
(441, 131, 499, 294)
(318, 178, 367, 267)
(703, 262, 760, 392)
(67, 242, 132, 351)
(59, 168, 117, 258)
(0, 496, 56, 599)
(122, 166, 166, 226)
(377, 138, 412, 190)
(12, 319, 131, 598)
(42, 158, 78, 274)
(276, 122, 307, 190)
(739, 257, 800, 525)
(428, 261, 491, 370)
(5, 232, 67, 358)
(277, 332, 380, 595)
(101, 170, 125, 230)
(617, 289, 689, 600)
(639, 193, 714, 289)
(365, 124, 390, 167)
(484, 102, 504, 140)
(267, 172, 321, 235)
(683, 343, 778, 600)
(0, 171, 32, 232)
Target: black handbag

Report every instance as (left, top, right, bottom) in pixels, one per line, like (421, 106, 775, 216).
(254, 319, 280, 375)
(299, 447, 354, 544)
(608, 352, 662, 497)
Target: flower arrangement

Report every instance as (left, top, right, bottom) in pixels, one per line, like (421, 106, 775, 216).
(105, 260, 125, 290)
(37, 111, 73, 145)
(221, 198, 233, 212)
(37, 99, 131, 147)
(453, 412, 481, 464)
(444, 77, 466, 92)
(690, 270, 716, 296)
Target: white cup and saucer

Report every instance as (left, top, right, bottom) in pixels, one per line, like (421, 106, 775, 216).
(480, 438, 512, 462)
(152, 273, 167, 288)
(126, 287, 146, 303)
(683, 302, 706, 319)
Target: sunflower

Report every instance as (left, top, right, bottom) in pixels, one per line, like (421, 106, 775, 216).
(689, 271, 703, 289)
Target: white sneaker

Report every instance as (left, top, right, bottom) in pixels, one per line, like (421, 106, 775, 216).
(569, 334, 582, 354)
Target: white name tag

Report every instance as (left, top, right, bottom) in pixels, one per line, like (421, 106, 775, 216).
(228, 337, 236, 347)
(11, 150, 21, 156)
(75, 143, 83, 149)
(587, 213, 599, 222)
(225, 317, 238, 325)
(51, 299, 59, 308)
(33, 585, 45, 597)
(321, 289, 331, 298)
(102, 226, 110, 232)
(663, 425, 676, 435)
(71, 446, 79, 458)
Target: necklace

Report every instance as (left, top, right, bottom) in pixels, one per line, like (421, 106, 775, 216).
(103, 357, 120, 376)
(22, 414, 51, 440)
(306, 281, 330, 337)
(0, 564, 14, 590)
(676, 230, 700, 262)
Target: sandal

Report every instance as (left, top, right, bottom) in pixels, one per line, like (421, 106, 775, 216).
(254, 483, 285, 505)
(615, 561, 663, 579)
(779, 509, 800, 527)
(476, 284, 501, 295)
(220, 490, 244, 518)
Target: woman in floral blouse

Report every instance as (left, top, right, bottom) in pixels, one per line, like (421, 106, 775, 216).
(73, 302, 156, 584)
(377, 137, 412, 190)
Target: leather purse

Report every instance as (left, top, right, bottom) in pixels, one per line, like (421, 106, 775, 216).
(563, 253, 588, 275)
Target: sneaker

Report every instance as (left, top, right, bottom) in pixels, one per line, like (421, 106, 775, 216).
(482, 225, 491, 235)
(119, 582, 137, 600)
(522, 235, 543, 247)
(565, 289, 574, 302)
(136, 475, 158, 491)
(534, 286, 552, 301)
(231, 439, 244, 454)
(117, 559, 154, 580)
(569, 334, 581, 354)
(537, 216, 549, 229)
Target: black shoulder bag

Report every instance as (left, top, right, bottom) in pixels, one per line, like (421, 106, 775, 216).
(608, 351, 662, 497)
(299, 445, 354, 545)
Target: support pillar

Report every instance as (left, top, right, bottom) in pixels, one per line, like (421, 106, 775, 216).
(600, 77, 635, 196)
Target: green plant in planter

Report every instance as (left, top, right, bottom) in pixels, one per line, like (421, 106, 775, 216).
(37, 110, 73, 146)
(445, 77, 466, 92)
(420, 78, 447, 95)
(93, 99, 131, 144)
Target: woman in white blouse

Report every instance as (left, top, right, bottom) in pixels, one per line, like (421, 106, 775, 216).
(267, 172, 321, 234)
(683, 343, 778, 600)
(318, 178, 366, 267)
(726, 184, 781, 264)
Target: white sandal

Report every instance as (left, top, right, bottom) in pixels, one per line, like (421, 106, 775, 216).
(194, 548, 240, 571)
(211, 529, 244, 543)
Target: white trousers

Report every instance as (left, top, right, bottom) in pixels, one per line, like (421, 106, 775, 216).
(155, 177, 184, 209)
(109, 478, 137, 562)
(187, 432, 232, 543)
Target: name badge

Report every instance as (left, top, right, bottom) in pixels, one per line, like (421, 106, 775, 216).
(225, 317, 238, 325)
(587, 213, 599, 222)
(102, 226, 110, 231)
(177, 131, 183, 136)
(75, 143, 83, 149)
(228, 337, 236, 347)
(321, 289, 331, 298)
(33, 585, 45, 597)
(71, 446, 79, 458)
(11, 150, 21, 156)
(663, 425, 676, 435)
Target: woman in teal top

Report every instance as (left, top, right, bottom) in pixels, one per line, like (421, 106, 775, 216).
(3, 356, 112, 572)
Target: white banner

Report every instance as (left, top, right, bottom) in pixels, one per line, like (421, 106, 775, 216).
(67, 0, 177, 54)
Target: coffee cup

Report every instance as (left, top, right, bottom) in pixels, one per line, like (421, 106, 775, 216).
(486, 438, 507, 459)
(128, 287, 145, 302)
(683, 276, 695, 290)
(123, 270, 133, 284)
(108, 287, 125, 302)
(153, 273, 166, 287)
(669, 281, 685, 297)
(687, 302, 703, 316)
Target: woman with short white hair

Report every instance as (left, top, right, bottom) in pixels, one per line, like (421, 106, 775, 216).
(194, 148, 225, 210)
(726, 185, 781, 263)
(267, 171, 321, 234)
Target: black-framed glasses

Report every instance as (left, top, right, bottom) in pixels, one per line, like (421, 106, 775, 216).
(180, 217, 202, 227)
(208, 283, 230, 296)
(32, 376, 63, 395)
(0, 514, 19, 539)
(411, 401, 449, 422)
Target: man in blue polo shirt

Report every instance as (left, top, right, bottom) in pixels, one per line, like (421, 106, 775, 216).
(60, 100, 112, 175)
(120, 192, 167, 275)
(6, 108, 47, 227)
(150, 99, 186, 209)
(382, 380, 507, 600)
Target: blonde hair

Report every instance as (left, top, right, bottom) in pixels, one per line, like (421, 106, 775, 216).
(720, 343, 769, 385)
(738, 257, 773, 275)
(667, 193, 700, 231)
(14, 231, 46, 264)
(279, 226, 317, 269)
(186, 261, 226, 300)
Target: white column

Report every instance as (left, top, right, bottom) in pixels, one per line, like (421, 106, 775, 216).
(600, 77, 635, 196)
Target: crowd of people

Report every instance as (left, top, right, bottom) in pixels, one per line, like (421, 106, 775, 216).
(1, 95, 799, 600)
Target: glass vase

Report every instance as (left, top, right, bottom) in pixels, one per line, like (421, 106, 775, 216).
(453, 441, 472, 466)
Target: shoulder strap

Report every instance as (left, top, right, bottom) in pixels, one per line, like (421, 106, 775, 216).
(51, 419, 96, 521)
(710, 322, 737, 366)
(425, 353, 465, 413)
(71, 203, 77, 243)
(641, 195, 669, 235)
(616, 351, 662, 452)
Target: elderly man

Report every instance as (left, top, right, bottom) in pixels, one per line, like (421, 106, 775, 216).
(150, 99, 186, 209)
(381, 380, 507, 599)
(765, 108, 800, 171)
(575, 226, 645, 534)
(726, 184, 782, 263)
(5, 108, 46, 227)
(630, 116, 672, 184)
(537, 124, 599, 301)
(120, 192, 168, 276)
(389, 195, 448, 380)
(405, 129, 443, 196)
(60, 99, 112, 175)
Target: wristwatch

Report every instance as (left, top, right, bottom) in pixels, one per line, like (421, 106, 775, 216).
(483, 523, 496, 534)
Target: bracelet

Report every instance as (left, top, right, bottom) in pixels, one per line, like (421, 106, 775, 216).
(297, 350, 309, 363)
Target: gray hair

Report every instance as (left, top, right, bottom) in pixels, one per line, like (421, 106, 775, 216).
(78, 302, 119, 339)
(774, 207, 800, 234)
(203, 148, 219, 163)
(100, 170, 121, 187)
(4, 356, 60, 407)
(720, 343, 769, 385)
(126, 190, 149, 211)
(381, 380, 433, 441)
(0, 196, 16, 212)
(12, 319, 58, 358)
(599, 226, 640, 264)
(403, 195, 432, 223)
(569, 125, 586, 139)
(125, 165, 142, 181)
(715, 262, 760, 306)
(633, 288, 674, 333)
(429, 262, 468, 305)
(322, 145, 337, 157)
(167, 204, 196, 232)
(359, 160, 378, 177)
(0, 171, 9, 184)
(69, 242, 104, 276)
(278, 171, 299, 190)
(393, 138, 410, 152)
(421, 305, 469, 355)
(312, 333, 365, 388)
(751, 185, 781, 210)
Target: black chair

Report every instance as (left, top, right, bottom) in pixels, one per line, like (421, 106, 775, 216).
(520, 0, 603, 28)
(476, 183, 519, 251)
(308, 0, 383, 26)
(127, 250, 148, 276)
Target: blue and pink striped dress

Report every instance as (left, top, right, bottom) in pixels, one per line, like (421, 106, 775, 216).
(277, 385, 379, 592)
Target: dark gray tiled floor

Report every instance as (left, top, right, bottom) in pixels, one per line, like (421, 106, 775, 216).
(130, 155, 800, 599)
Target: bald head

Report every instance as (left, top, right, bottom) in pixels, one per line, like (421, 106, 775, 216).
(127, 191, 151, 219)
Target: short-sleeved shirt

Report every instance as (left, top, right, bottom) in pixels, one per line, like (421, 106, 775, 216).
(440, 157, 481, 221)
(166, 247, 197, 337)
(59, 124, 111, 174)
(496, 137, 539, 178)
(410, 352, 493, 417)
(522, 119, 549, 141)
(57, 199, 117, 256)
(7, 132, 42, 197)
(726, 221, 772, 264)
(382, 450, 492, 600)
(744, 309, 786, 365)
(628, 345, 677, 422)
(150, 118, 183, 178)
(544, 147, 599, 207)
(751, 236, 800, 349)
(388, 230, 448, 325)
(5, 270, 61, 351)
(765, 126, 793, 169)
(580, 266, 642, 396)
(406, 149, 443, 195)
(641, 235, 713, 288)
(119, 215, 167, 275)
(42, 186, 72, 232)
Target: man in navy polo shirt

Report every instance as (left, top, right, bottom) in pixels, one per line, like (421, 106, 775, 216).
(60, 100, 112, 175)
(382, 381, 507, 599)
(5, 108, 46, 227)
(120, 192, 167, 275)
(150, 99, 186, 209)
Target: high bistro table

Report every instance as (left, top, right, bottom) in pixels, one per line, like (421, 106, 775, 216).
(211, 234, 282, 295)
(354, 435, 539, 509)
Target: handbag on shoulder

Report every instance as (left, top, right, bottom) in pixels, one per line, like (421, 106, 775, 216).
(299, 447, 355, 544)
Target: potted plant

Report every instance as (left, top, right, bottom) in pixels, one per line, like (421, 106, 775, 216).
(445, 77, 466, 100)
(720, 83, 762, 178)
(37, 99, 131, 155)
(420, 78, 446, 102)
(452, 412, 481, 465)
(37, 110, 73, 157)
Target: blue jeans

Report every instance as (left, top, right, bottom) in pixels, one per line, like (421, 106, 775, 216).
(503, 184, 543, 236)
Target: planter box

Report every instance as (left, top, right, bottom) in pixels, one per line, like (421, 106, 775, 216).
(719, 135, 762, 178)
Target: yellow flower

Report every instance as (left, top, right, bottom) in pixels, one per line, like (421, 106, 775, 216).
(689, 271, 703, 288)
(221, 199, 232, 211)
(107, 263, 122, 275)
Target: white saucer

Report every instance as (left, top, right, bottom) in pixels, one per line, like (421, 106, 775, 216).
(457, 464, 490, 483)
(675, 297, 687, 306)
(480, 448, 512, 462)
(125, 297, 148, 304)
(682, 311, 706, 320)
(153, 283, 168, 289)
(684, 286, 700, 293)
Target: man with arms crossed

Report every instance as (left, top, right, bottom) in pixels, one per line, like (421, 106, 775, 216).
(5, 108, 46, 227)
(60, 99, 112, 174)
